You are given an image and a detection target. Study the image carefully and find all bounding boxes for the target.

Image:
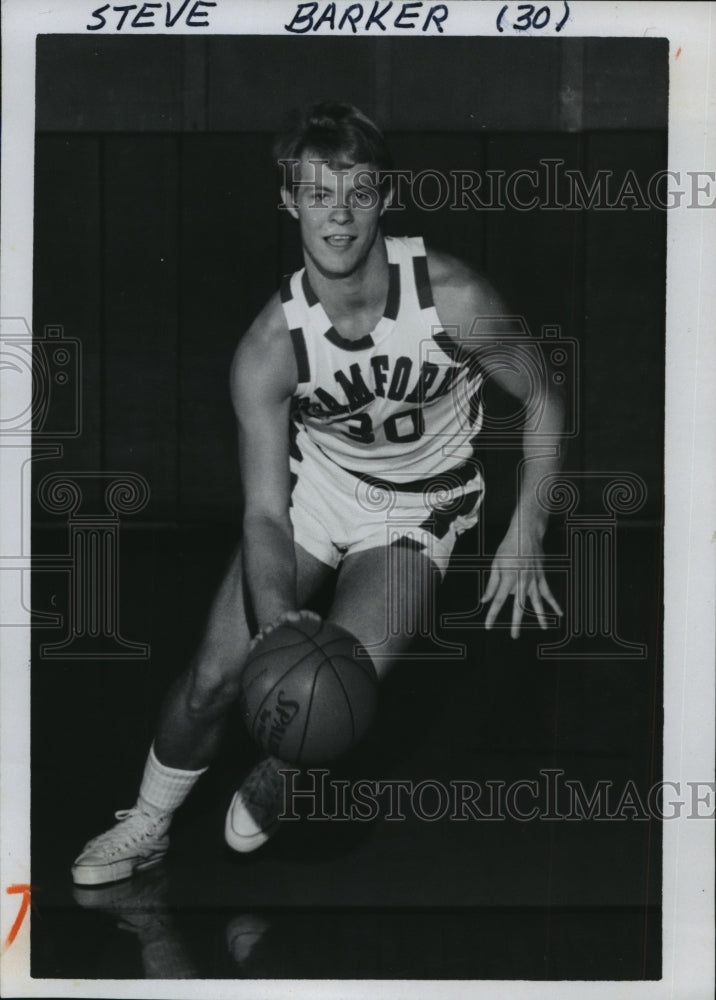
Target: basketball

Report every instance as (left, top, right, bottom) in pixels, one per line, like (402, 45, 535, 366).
(240, 618, 378, 765)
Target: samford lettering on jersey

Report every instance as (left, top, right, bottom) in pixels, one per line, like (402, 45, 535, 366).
(300, 355, 463, 418)
(281, 235, 485, 478)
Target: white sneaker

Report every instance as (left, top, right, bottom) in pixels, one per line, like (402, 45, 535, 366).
(225, 757, 287, 854)
(71, 807, 170, 886)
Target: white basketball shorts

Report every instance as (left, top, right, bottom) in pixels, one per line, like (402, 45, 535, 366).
(288, 424, 484, 578)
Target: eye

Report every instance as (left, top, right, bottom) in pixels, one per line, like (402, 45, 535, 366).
(307, 190, 332, 208)
(352, 188, 376, 208)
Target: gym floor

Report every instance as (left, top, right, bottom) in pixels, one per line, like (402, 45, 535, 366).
(30, 519, 662, 981)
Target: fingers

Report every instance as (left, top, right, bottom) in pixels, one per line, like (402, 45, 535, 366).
(527, 580, 548, 630)
(481, 566, 500, 604)
(538, 577, 563, 617)
(510, 572, 527, 639)
(483, 570, 562, 636)
(484, 575, 511, 630)
(250, 609, 321, 651)
(277, 610, 302, 627)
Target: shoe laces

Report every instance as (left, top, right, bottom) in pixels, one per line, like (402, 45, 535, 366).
(86, 807, 165, 855)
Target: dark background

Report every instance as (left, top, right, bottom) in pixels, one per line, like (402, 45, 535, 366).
(31, 35, 665, 980)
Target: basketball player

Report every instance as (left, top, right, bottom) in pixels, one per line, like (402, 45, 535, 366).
(72, 102, 564, 886)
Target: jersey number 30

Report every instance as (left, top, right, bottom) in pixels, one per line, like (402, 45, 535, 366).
(340, 407, 424, 444)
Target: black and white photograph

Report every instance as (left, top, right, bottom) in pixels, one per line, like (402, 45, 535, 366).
(0, 2, 713, 997)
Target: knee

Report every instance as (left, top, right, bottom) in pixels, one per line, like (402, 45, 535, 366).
(185, 658, 243, 718)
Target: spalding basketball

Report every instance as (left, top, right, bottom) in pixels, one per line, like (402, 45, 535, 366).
(240, 618, 378, 765)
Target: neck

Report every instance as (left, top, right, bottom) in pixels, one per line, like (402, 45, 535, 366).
(304, 234, 388, 316)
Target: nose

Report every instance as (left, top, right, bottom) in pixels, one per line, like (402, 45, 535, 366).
(330, 201, 353, 224)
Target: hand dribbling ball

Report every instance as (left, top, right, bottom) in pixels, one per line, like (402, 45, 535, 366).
(240, 618, 378, 765)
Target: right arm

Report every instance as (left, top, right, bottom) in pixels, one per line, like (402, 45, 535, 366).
(230, 296, 302, 633)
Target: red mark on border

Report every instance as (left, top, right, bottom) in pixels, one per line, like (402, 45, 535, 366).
(3, 884, 32, 952)
(675, 47, 682, 59)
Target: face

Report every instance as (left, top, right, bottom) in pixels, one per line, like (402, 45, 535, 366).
(282, 154, 389, 279)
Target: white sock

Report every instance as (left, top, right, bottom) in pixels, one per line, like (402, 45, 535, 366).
(137, 744, 208, 817)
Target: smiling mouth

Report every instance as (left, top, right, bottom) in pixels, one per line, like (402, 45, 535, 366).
(324, 235, 356, 248)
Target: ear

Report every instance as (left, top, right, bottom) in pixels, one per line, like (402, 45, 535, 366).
(281, 186, 299, 220)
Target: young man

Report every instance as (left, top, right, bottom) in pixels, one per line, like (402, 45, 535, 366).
(72, 102, 564, 886)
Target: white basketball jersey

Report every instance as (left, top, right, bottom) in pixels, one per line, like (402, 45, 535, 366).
(281, 235, 484, 488)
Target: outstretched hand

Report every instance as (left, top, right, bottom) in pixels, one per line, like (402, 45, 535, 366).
(482, 526, 563, 639)
(249, 609, 322, 653)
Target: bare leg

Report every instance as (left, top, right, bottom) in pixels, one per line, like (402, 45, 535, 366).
(154, 541, 332, 769)
(71, 541, 334, 884)
(224, 543, 440, 854)
(328, 543, 439, 681)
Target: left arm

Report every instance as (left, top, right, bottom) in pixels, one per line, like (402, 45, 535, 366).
(431, 251, 564, 637)
(481, 346, 565, 638)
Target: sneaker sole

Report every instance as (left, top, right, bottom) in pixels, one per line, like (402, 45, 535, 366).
(71, 850, 167, 887)
(224, 793, 279, 854)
